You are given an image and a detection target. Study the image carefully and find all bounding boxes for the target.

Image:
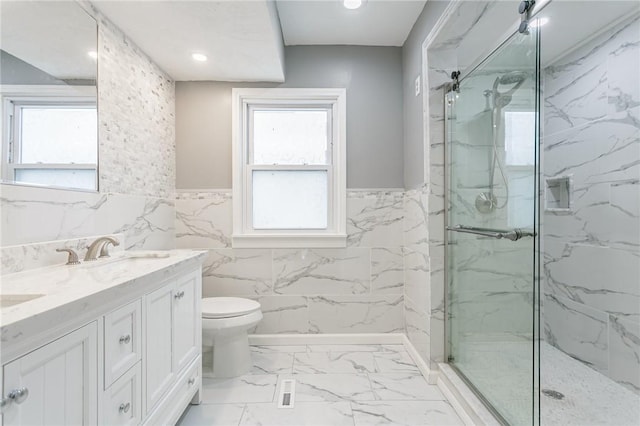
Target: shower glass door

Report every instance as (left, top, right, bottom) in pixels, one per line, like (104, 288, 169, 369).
(446, 27, 540, 425)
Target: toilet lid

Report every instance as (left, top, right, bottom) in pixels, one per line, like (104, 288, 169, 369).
(202, 297, 261, 319)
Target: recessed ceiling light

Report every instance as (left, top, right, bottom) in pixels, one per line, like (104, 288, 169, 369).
(192, 53, 208, 62)
(343, 0, 363, 10)
(529, 17, 549, 28)
(87, 51, 98, 60)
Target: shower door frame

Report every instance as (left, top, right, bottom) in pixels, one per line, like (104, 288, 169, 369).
(442, 9, 546, 425)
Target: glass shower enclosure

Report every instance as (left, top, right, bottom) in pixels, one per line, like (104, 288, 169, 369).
(443, 1, 640, 424)
(445, 26, 540, 425)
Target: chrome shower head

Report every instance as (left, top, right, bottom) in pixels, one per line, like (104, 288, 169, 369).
(498, 71, 528, 85)
(492, 71, 528, 109)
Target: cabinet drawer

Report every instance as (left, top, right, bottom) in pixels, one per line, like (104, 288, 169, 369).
(142, 357, 201, 426)
(104, 300, 142, 387)
(174, 358, 201, 409)
(101, 362, 142, 426)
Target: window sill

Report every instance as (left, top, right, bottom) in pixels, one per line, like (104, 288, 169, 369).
(232, 233, 347, 249)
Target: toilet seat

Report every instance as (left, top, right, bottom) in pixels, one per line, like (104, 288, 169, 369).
(202, 297, 260, 319)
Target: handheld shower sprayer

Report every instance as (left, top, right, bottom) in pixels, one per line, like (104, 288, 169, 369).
(475, 71, 529, 214)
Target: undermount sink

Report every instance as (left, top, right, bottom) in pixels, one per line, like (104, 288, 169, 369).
(81, 251, 171, 268)
(0, 294, 45, 308)
(124, 251, 171, 260)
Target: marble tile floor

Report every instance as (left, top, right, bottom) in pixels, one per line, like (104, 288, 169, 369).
(177, 344, 464, 426)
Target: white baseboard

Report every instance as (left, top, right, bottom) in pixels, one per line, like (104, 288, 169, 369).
(248, 333, 404, 346)
(401, 335, 439, 384)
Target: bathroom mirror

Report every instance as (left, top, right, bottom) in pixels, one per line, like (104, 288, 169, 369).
(0, 1, 98, 191)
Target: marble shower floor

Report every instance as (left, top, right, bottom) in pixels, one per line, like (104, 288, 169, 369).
(455, 340, 640, 426)
(540, 342, 639, 426)
(177, 344, 464, 426)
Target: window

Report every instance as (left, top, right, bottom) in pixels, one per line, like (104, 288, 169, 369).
(504, 111, 535, 166)
(232, 88, 346, 248)
(504, 110, 536, 228)
(2, 87, 97, 191)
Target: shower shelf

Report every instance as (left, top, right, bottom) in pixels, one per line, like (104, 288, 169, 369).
(545, 176, 572, 212)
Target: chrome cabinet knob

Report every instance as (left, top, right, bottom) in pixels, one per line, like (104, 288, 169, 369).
(119, 402, 131, 413)
(0, 387, 29, 414)
(8, 388, 29, 404)
(188, 377, 195, 386)
(119, 334, 131, 344)
(2, 387, 29, 407)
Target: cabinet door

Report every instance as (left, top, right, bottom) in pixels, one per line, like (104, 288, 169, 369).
(2, 322, 98, 426)
(173, 270, 201, 373)
(144, 282, 174, 412)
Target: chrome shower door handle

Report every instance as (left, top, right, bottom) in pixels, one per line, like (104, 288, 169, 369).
(447, 225, 535, 241)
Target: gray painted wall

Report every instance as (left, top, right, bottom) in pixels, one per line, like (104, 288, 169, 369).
(176, 45, 403, 189)
(402, 0, 450, 189)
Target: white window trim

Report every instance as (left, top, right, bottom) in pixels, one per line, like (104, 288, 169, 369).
(232, 88, 347, 248)
(0, 85, 97, 187)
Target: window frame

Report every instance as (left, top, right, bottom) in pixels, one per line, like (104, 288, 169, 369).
(1, 85, 98, 190)
(232, 88, 347, 248)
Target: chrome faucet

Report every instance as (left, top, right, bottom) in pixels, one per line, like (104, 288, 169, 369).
(84, 236, 120, 261)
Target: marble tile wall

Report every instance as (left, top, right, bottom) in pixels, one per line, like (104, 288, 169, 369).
(176, 190, 405, 334)
(0, 9, 176, 272)
(542, 14, 640, 394)
(409, 1, 505, 371)
(1, 233, 124, 275)
(403, 185, 444, 371)
(0, 185, 175, 271)
(403, 5, 471, 370)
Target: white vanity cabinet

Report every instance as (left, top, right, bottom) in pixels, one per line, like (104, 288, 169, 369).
(144, 269, 201, 416)
(1, 322, 98, 425)
(1, 258, 203, 426)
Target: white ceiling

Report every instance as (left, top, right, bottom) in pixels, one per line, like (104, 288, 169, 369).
(3, 1, 427, 83)
(92, 0, 286, 82)
(93, 0, 426, 82)
(276, 0, 426, 46)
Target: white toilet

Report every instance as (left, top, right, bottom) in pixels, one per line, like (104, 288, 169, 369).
(201, 297, 263, 378)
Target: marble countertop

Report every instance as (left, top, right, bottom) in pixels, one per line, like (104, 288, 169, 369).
(0, 249, 206, 361)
